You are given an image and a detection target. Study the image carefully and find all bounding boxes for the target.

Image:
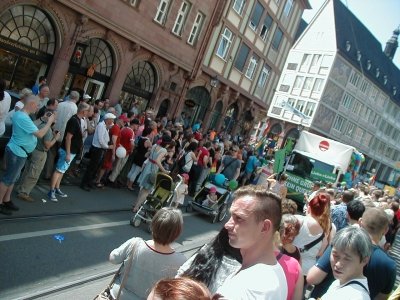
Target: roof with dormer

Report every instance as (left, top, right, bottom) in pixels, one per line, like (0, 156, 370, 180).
(333, 0, 400, 105)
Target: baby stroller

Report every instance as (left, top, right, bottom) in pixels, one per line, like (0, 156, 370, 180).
(188, 176, 236, 223)
(130, 172, 181, 231)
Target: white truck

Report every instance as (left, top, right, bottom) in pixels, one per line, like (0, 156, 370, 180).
(284, 131, 358, 205)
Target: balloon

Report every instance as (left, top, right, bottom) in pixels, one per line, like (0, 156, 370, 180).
(214, 174, 226, 186)
(116, 146, 127, 158)
(229, 180, 238, 190)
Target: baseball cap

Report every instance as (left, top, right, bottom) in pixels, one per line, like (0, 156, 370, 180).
(83, 94, 91, 100)
(104, 113, 116, 120)
(181, 173, 189, 182)
(209, 186, 217, 193)
(118, 114, 129, 123)
(15, 101, 24, 110)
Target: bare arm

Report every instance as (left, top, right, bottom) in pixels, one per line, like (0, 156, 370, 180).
(293, 271, 304, 300)
(306, 265, 328, 285)
(44, 131, 60, 150)
(64, 132, 73, 163)
(34, 114, 56, 138)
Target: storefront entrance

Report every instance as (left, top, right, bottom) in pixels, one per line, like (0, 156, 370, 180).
(60, 38, 113, 101)
(0, 5, 56, 91)
(120, 61, 157, 114)
(184, 86, 211, 126)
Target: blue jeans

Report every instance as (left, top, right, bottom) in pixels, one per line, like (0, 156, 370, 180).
(1, 146, 27, 186)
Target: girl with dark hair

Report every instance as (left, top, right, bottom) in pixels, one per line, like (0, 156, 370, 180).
(177, 227, 242, 294)
(0, 79, 11, 137)
(127, 127, 153, 190)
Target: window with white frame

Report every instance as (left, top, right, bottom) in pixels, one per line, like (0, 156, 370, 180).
(154, 0, 171, 25)
(271, 27, 283, 50)
(303, 77, 313, 91)
(351, 101, 361, 114)
(345, 121, 355, 137)
(233, 0, 246, 15)
(216, 27, 233, 60)
(312, 78, 323, 93)
(249, 1, 264, 30)
(309, 54, 321, 73)
(364, 107, 371, 120)
(341, 93, 354, 109)
(234, 43, 250, 72)
(332, 115, 345, 132)
(304, 102, 316, 117)
(349, 71, 360, 87)
(295, 100, 305, 112)
(172, 1, 191, 36)
(259, 14, 273, 41)
(360, 79, 369, 94)
(354, 127, 364, 143)
(287, 98, 296, 107)
(257, 64, 271, 88)
(245, 55, 259, 79)
(293, 76, 304, 89)
(283, 0, 293, 16)
(187, 12, 204, 45)
(300, 54, 312, 72)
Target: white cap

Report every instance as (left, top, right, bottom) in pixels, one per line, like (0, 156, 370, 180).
(104, 113, 116, 120)
(15, 101, 24, 110)
(83, 94, 91, 100)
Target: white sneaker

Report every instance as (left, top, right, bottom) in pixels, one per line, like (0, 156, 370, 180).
(47, 190, 58, 202)
(55, 189, 68, 198)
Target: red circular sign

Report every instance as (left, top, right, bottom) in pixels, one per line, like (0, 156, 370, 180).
(319, 140, 330, 151)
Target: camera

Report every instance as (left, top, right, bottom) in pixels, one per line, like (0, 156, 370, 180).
(46, 112, 53, 117)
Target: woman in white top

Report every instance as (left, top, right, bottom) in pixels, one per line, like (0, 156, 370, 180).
(318, 226, 372, 300)
(0, 79, 12, 137)
(293, 193, 335, 275)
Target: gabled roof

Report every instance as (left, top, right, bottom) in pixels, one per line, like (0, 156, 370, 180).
(333, 0, 400, 105)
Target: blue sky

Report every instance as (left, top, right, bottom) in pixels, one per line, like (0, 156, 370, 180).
(302, 0, 400, 69)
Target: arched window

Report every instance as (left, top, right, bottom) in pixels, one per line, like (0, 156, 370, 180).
(0, 5, 56, 55)
(81, 38, 113, 76)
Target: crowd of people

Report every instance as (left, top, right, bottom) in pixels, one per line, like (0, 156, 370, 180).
(0, 80, 268, 214)
(0, 80, 399, 299)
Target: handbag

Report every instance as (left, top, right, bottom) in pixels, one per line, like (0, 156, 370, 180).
(94, 240, 138, 300)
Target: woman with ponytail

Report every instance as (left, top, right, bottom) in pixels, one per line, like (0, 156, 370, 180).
(293, 193, 336, 276)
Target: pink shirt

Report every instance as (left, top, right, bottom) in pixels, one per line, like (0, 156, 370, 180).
(276, 251, 301, 300)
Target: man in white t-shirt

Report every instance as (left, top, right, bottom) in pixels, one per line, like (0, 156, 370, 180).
(216, 185, 288, 300)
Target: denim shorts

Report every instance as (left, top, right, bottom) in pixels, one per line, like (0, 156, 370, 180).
(1, 146, 27, 186)
(55, 148, 76, 174)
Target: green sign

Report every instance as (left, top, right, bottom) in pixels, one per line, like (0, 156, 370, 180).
(285, 172, 314, 205)
(310, 169, 337, 183)
(274, 149, 286, 174)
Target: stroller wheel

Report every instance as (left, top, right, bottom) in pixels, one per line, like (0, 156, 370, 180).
(218, 204, 228, 222)
(131, 215, 141, 227)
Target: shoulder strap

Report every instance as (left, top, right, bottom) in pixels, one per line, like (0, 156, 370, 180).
(116, 239, 139, 299)
(342, 280, 369, 294)
(276, 252, 284, 261)
(221, 157, 236, 174)
(300, 232, 325, 253)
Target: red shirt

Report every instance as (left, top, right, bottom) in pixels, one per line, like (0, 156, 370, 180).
(197, 147, 209, 168)
(109, 124, 121, 146)
(119, 127, 134, 154)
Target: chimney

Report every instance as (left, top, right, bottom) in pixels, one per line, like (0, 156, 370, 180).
(384, 26, 400, 60)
